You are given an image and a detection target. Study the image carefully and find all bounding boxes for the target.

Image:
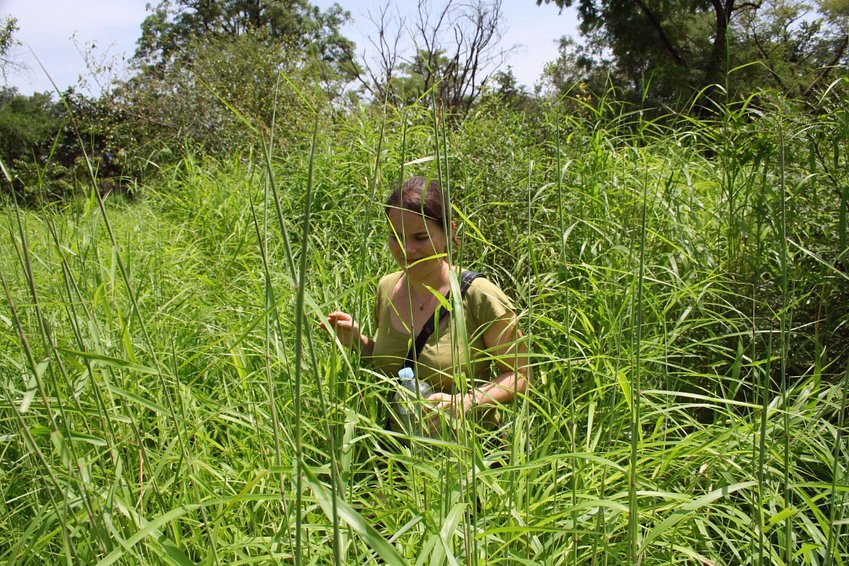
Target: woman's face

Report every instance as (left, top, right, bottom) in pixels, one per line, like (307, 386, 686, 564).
(386, 208, 449, 274)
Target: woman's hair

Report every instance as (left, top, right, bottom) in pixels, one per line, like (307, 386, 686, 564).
(384, 176, 450, 230)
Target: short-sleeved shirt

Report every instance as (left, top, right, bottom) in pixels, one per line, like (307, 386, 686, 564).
(365, 269, 516, 392)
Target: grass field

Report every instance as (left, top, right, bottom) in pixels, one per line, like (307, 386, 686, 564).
(1, 92, 848, 564)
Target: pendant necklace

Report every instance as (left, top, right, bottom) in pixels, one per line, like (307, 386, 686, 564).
(414, 289, 434, 311)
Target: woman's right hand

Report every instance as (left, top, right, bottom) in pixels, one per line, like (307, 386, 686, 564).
(326, 311, 365, 350)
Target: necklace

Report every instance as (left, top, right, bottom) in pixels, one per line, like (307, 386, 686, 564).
(414, 293, 431, 311)
(406, 264, 449, 311)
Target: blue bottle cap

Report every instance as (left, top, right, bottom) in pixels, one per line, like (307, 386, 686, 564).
(398, 367, 414, 380)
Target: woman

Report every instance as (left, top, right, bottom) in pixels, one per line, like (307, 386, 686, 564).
(327, 176, 529, 433)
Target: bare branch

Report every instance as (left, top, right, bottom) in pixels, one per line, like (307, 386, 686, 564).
(358, 0, 509, 112)
(354, 2, 405, 101)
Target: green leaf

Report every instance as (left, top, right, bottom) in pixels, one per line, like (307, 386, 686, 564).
(96, 499, 196, 566)
(69, 431, 108, 447)
(303, 465, 408, 565)
(57, 347, 160, 376)
(641, 481, 757, 550)
(616, 368, 632, 414)
(438, 503, 466, 566)
(108, 384, 169, 416)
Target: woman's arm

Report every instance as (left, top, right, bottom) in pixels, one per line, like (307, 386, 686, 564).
(430, 315, 530, 419)
(467, 315, 530, 408)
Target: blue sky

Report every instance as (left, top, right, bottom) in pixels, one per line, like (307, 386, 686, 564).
(1, 0, 578, 96)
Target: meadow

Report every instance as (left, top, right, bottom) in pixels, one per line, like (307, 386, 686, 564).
(1, 90, 848, 564)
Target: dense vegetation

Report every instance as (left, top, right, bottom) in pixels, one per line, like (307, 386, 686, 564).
(3, 0, 849, 202)
(2, 86, 848, 563)
(538, 0, 849, 105)
(1, 0, 848, 564)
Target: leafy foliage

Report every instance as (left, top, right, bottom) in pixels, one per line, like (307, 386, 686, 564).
(0, 87, 140, 204)
(135, 0, 356, 76)
(0, 89, 61, 166)
(108, 34, 321, 168)
(0, 16, 18, 81)
(0, 88, 76, 202)
(0, 0, 360, 196)
(537, 0, 849, 109)
(100, 0, 357, 172)
(2, 85, 848, 563)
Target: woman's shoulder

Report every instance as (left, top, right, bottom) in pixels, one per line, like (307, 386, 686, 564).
(462, 272, 515, 319)
(376, 271, 404, 302)
(377, 270, 404, 291)
(465, 272, 500, 293)
(460, 269, 503, 295)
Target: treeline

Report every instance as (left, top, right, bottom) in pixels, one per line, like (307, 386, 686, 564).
(1, 0, 848, 204)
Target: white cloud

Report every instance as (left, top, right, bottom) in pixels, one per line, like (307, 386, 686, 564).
(2, 0, 148, 94)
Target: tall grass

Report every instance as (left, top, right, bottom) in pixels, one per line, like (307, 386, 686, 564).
(1, 87, 848, 564)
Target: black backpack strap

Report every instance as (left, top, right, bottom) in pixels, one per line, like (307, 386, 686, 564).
(402, 270, 479, 370)
(460, 269, 479, 295)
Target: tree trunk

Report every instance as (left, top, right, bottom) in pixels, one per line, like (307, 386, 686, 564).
(703, 0, 732, 93)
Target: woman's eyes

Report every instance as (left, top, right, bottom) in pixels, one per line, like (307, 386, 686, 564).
(389, 233, 431, 243)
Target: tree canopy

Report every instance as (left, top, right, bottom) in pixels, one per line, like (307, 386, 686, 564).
(1, 16, 20, 82)
(135, 0, 356, 74)
(537, 0, 849, 107)
(93, 0, 361, 174)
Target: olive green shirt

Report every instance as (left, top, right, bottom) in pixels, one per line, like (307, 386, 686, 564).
(366, 270, 517, 392)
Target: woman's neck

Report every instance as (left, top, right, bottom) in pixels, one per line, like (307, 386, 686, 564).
(405, 260, 451, 294)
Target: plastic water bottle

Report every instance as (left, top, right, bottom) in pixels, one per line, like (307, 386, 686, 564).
(393, 367, 432, 434)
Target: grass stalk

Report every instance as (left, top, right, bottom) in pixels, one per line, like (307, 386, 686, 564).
(778, 122, 793, 566)
(291, 116, 319, 564)
(629, 156, 649, 564)
(7, 206, 115, 558)
(248, 193, 291, 535)
(552, 105, 580, 564)
(824, 363, 848, 566)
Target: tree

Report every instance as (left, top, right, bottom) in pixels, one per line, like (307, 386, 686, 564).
(113, 34, 321, 164)
(734, 0, 849, 98)
(538, 35, 608, 98)
(96, 0, 359, 173)
(135, 0, 356, 80)
(0, 87, 90, 202)
(536, 0, 757, 104)
(1, 16, 20, 83)
(357, 0, 511, 112)
(536, 0, 849, 106)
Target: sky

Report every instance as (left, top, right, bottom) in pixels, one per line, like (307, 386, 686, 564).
(1, 0, 578, 96)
